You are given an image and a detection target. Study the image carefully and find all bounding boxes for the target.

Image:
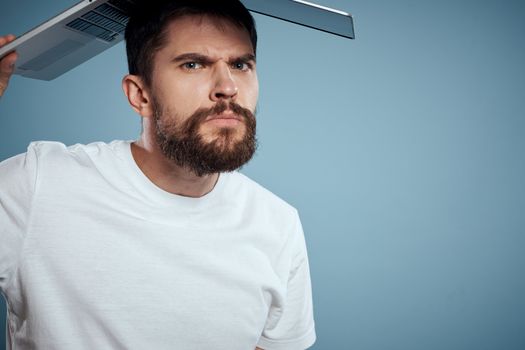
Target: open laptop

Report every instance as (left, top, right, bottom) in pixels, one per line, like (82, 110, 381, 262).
(0, 0, 354, 81)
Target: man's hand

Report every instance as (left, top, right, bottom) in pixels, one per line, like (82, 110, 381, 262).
(0, 34, 18, 98)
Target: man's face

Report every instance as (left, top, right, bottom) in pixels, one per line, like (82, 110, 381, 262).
(148, 15, 259, 176)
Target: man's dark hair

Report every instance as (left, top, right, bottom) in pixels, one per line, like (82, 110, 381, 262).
(125, 0, 257, 87)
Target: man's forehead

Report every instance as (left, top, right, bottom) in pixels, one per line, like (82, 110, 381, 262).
(163, 14, 253, 50)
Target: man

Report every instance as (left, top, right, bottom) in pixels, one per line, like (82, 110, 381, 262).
(0, 1, 315, 349)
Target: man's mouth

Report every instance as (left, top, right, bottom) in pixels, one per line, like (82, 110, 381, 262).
(206, 111, 242, 121)
(205, 111, 243, 123)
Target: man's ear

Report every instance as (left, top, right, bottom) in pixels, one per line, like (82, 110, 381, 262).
(122, 74, 154, 118)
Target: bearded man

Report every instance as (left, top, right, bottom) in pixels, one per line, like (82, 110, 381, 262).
(0, 1, 315, 349)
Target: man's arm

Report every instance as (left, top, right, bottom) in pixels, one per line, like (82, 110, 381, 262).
(0, 34, 18, 98)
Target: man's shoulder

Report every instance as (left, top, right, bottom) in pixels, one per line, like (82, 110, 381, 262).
(28, 140, 127, 157)
(18, 140, 129, 180)
(229, 171, 298, 215)
(25, 140, 128, 165)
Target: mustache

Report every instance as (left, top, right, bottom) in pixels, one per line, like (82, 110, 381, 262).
(184, 101, 256, 133)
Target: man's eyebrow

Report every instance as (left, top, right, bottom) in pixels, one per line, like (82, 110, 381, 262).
(171, 53, 214, 64)
(171, 53, 256, 64)
(230, 53, 257, 64)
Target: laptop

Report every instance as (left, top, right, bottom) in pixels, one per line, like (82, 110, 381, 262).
(0, 0, 354, 81)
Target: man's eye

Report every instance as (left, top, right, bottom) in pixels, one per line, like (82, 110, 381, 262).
(232, 62, 251, 71)
(182, 62, 202, 70)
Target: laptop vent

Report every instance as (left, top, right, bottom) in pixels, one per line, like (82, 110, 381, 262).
(66, 3, 130, 43)
(82, 11, 126, 33)
(108, 0, 136, 15)
(93, 4, 130, 25)
(66, 18, 118, 42)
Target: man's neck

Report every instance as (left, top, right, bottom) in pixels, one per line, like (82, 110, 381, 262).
(130, 140, 219, 198)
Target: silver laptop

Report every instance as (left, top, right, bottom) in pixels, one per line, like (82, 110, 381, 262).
(0, 0, 354, 81)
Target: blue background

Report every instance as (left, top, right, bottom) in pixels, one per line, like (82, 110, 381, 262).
(1, 0, 524, 349)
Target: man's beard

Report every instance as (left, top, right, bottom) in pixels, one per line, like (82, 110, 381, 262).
(154, 99, 257, 177)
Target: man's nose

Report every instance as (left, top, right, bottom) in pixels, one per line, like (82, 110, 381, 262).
(210, 62, 238, 101)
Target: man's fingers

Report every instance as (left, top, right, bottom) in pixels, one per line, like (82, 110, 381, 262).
(0, 51, 18, 74)
(0, 34, 18, 72)
(0, 34, 17, 69)
(0, 34, 16, 47)
(0, 35, 18, 97)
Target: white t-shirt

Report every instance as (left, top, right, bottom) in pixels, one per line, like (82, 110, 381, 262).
(0, 141, 315, 350)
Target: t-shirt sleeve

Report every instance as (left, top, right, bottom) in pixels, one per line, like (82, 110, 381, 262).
(257, 211, 316, 350)
(0, 143, 38, 293)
